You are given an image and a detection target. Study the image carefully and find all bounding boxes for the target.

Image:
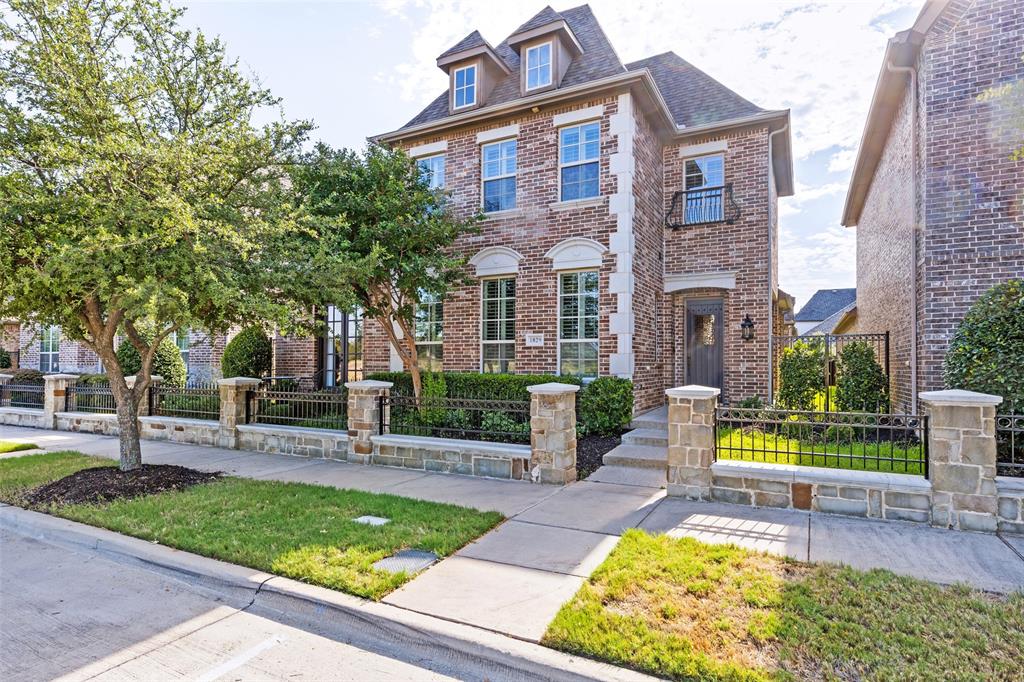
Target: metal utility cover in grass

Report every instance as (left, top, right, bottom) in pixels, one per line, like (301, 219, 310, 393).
(372, 549, 438, 574)
(352, 515, 390, 526)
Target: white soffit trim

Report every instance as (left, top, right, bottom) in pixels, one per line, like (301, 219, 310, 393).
(552, 105, 605, 128)
(545, 237, 607, 270)
(476, 124, 520, 145)
(664, 271, 737, 293)
(469, 245, 524, 277)
(677, 139, 728, 157)
(409, 140, 448, 158)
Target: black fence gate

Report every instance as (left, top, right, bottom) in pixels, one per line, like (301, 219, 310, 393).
(771, 332, 890, 412)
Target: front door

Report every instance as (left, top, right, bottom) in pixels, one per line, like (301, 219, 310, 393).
(686, 299, 724, 394)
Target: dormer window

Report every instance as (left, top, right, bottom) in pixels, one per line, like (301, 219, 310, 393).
(525, 42, 552, 90)
(453, 64, 477, 109)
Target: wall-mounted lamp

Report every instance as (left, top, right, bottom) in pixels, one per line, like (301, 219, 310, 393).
(741, 314, 755, 341)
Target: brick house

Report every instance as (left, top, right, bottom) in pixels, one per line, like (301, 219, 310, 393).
(841, 0, 1024, 411)
(281, 4, 793, 411)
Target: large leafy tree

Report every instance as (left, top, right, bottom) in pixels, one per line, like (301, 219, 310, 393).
(0, 0, 318, 470)
(290, 144, 480, 397)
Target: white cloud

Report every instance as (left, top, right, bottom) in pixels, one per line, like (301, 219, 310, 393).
(778, 224, 857, 308)
(828, 147, 859, 173)
(779, 181, 847, 216)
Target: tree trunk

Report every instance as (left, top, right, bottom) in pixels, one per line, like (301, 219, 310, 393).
(115, 395, 143, 471)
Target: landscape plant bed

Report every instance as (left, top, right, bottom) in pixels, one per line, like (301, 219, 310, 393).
(0, 440, 38, 454)
(24, 464, 220, 506)
(576, 433, 622, 480)
(0, 451, 503, 600)
(544, 529, 1024, 681)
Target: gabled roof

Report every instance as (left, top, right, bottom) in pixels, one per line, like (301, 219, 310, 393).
(438, 30, 490, 60)
(804, 302, 856, 335)
(795, 288, 857, 322)
(511, 5, 564, 35)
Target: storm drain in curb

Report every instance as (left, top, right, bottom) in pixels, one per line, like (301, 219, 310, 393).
(372, 549, 438, 574)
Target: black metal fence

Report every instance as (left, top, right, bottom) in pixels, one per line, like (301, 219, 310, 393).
(153, 382, 220, 421)
(380, 394, 531, 444)
(771, 332, 890, 412)
(249, 386, 347, 430)
(65, 383, 117, 414)
(997, 402, 1023, 478)
(1, 383, 44, 409)
(715, 406, 928, 476)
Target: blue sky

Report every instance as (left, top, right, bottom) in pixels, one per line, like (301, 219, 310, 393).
(181, 0, 922, 311)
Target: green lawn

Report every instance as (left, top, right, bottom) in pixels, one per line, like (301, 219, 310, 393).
(0, 452, 503, 600)
(0, 440, 40, 454)
(544, 530, 1024, 681)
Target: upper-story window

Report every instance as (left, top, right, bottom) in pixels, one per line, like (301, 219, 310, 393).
(453, 64, 477, 109)
(482, 139, 517, 212)
(39, 325, 59, 373)
(526, 42, 552, 90)
(418, 155, 446, 189)
(683, 153, 725, 224)
(559, 121, 600, 201)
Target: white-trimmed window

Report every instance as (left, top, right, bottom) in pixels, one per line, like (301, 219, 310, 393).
(39, 325, 60, 373)
(482, 139, 516, 212)
(415, 292, 443, 372)
(683, 153, 725, 224)
(559, 271, 599, 378)
(481, 277, 515, 373)
(453, 64, 477, 109)
(172, 329, 190, 369)
(417, 154, 445, 189)
(559, 121, 600, 201)
(526, 42, 552, 90)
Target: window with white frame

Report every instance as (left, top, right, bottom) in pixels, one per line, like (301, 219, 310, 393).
(415, 292, 443, 372)
(39, 325, 60, 373)
(559, 121, 600, 201)
(683, 153, 725, 224)
(559, 271, 599, 378)
(525, 42, 552, 90)
(417, 154, 445, 189)
(172, 329, 190, 370)
(481, 139, 516, 212)
(481, 278, 515, 373)
(324, 305, 363, 387)
(453, 64, 477, 109)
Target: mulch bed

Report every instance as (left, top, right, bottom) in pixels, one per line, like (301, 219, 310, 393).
(576, 433, 622, 480)
(25, 465, 221, 506)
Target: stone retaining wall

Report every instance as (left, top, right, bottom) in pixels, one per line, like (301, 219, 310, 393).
(141, 417, 220, 447)
(0, 408, 47, 429)
(997, 477, 1024, 535)
(237, 424, 349, 459)
(55, 412, 119, 435)
(371, 434, 532, 480)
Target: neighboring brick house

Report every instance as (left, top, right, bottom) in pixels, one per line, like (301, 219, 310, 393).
(841, 0, 1024, 411)
(288, 3, 793, 411)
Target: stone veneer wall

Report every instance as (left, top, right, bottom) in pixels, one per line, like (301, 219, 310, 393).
(997, 478, 1024, 535)
(372, 434, 531, 480)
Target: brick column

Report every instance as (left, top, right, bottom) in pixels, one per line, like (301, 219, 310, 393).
(666, 385, 720, 500)
(217, 377, 261, 449)
(125, 375, 161, 416)
(526, 382, 580, 484)
(921, 389, 1002, 532)
(43, 374, 78, 428)
(346, 380, 392, 465)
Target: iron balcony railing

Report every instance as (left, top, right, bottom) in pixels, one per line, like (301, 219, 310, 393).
(665, 184, 740, 228)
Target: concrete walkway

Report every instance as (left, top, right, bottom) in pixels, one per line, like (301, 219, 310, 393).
(2, 425, 1023, 644)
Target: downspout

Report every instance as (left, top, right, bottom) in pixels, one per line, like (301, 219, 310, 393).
(886, 61, 919, 410)
(767, 122, 788, 400)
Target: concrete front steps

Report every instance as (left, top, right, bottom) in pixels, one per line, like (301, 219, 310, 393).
(587, 407, 669, 487)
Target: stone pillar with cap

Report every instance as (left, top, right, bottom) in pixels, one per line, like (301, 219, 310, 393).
(665, 385, 720, 500)
(527, 382, 580, 484)
(218, 377, 261, 448)
(125, 375, 161, 416)
(43, 373, 79, 428)
(346, 380, 393, 465)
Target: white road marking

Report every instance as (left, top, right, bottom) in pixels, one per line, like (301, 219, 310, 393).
(193, 634, 286, 682)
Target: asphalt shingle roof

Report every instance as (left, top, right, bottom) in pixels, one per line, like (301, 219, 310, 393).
(795, 288, 857, 322)
(438, 30, 490, 60)
(400, 5, 762, 132)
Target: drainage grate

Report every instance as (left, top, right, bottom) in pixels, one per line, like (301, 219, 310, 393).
(372, 549, 438, 574)
(352, 515, 390, 526)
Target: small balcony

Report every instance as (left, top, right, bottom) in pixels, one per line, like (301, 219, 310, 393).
(664, 184, 740, 229)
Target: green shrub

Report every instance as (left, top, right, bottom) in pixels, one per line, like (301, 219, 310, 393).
(10, 368, 44, 384)
(366, 371, 581, 401)
(76, 373, 110, 386)
(420, 372, 448, 427)
(835, 341, 889, 412)
(577, 377, 634, 436)
(777, 339, 825, 411)
(480, 411, 530, 442)
(115, 329, 187, 387)
(736, 396, 765, 409)
(221, 326, 272, 379)
(944, 279, 1024, 406)
(0, 348, 10, 369)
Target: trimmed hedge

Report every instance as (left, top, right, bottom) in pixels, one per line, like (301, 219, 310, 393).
(578, 377, 634, 436)
(835, 341, 889, 412)
(222, 326, 273, 379)
(777, 339, 825, 411)
(367, 371, 582, 401)
(9, 368, 44, 384)
(116, 332, 187, 387)
(0, 348, 10, 369)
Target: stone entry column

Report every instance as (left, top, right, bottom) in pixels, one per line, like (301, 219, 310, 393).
(526, 382, 580, 484)
(665, 385, 720, 500)
(346, 380, 393, 465)
(218, 377, 261, 449)
(921, 389, 1002, 532)
(43, 374, 78, 428)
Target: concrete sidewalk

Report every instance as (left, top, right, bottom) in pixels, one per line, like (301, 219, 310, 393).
(3, 425, 1023, 644)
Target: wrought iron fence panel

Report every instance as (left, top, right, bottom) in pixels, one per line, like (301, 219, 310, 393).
(1, 383, 44, 409)
(66, 383, 117, 414)
(715, 406, 927, 476)
(153, 382, 221, 421)
(997, 401, 1023, 477)
(250, 387, 348, 431)
(770, 332, 890, 412)
(381, 394, 531, 444)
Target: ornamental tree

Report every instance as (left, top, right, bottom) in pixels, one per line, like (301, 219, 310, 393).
(0, 0, 320, 470)
(289, 143, 481, 398)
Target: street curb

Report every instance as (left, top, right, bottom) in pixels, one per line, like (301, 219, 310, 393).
(0, 505, 655, 682)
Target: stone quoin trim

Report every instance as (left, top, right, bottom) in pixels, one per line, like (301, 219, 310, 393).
(608, 92, 636, 379)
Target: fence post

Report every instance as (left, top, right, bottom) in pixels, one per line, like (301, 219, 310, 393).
(526, 382, 580, 484)
(43, 374, 78, 429)
(217, 377, 261, 449)
(920, 389, 1002, 532)
(0, 374, 11, 408)
(345, 380, 393, 465)
(666, 385, 720, 500)
(125, 375, 161, 416)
